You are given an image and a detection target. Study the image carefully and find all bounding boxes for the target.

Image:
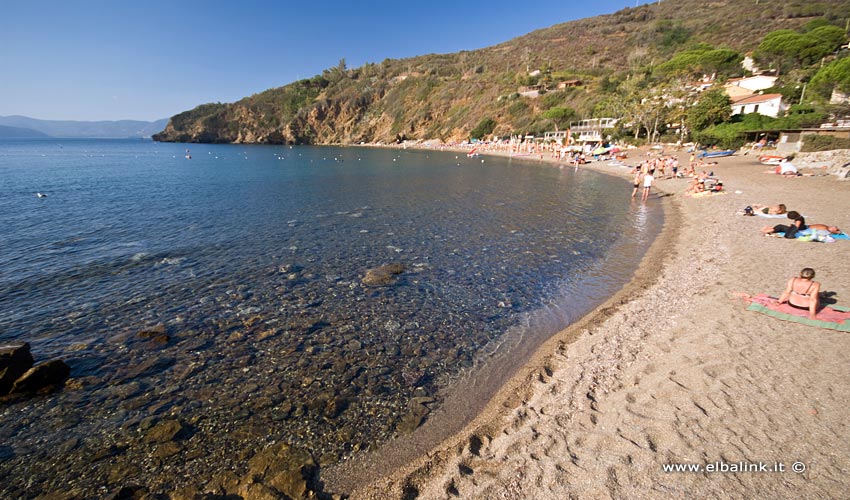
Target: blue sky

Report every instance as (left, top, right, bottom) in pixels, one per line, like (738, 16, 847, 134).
(1, 0, 654, 121)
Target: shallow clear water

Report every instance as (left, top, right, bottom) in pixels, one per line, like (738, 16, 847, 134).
(0, 139, 662, 495)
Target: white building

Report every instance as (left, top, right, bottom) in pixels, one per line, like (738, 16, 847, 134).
(724, 75, 778, 96)
(731, 93, 786, 118)
(568, 118, 618, 143)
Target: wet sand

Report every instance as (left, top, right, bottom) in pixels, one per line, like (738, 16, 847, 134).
(336, 149, 850, 499)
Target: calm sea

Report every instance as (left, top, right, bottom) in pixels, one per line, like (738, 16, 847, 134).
(0, 139, 662, 495)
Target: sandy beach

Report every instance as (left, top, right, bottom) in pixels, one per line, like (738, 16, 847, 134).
(333, 148, 850, 499)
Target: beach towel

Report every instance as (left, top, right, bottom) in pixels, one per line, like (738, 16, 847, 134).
(685, 190, 728, 198)
(756, 212, 794, 218)
(772, 229, 849, 242)
(746, 294, 850, 332)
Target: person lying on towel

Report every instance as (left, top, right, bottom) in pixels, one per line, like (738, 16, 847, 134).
(761, 211, 806, 238)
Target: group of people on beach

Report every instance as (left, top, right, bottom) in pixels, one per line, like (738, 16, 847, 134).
(745, 203, 842, 240)
(632, 154, 723, 200)
(630, 163, 654, 200)
(742, 203, 843, 319)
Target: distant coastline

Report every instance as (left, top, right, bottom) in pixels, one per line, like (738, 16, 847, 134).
(0, 115, 168, 139)
(0, 124, 50, 139)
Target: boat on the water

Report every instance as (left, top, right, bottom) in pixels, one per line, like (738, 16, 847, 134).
(697, 149, 735, 159)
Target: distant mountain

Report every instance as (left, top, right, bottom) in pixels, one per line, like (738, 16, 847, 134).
(0, 125, 50, 139)
(0, 115, 169, 139)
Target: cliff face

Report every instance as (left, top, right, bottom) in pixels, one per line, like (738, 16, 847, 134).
(152, 0, 850, 145)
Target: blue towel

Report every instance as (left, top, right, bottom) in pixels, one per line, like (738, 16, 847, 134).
(775, 229, 849, 241)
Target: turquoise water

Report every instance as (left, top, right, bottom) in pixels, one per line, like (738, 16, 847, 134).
(0, 139, 662, 495)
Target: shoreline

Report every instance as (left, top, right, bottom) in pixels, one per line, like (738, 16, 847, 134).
(324, 147, 679, 494)
(333, 146, 850, 498)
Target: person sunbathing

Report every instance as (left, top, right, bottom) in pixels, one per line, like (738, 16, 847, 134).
(751, 203, 786, 215)
(807, 224, 842, 234)
(761, 211, 806, 238)
(777, 267, 820, 319)
(685, 171, 710, 193)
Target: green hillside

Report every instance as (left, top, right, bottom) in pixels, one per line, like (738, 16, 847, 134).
(153, 0, 850, 145)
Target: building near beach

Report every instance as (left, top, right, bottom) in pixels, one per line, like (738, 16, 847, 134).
(731, 93, 786, 118)
(725, 75, 778, 95)
(568, 118, 618, 143)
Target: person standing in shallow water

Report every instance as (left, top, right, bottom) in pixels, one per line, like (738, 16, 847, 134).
(641, 169, 654, 201)
(631, 168, 643, 198)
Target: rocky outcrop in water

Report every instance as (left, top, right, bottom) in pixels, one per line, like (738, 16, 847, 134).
(0, 342, 34, 394)
(0, 342, 70, 400)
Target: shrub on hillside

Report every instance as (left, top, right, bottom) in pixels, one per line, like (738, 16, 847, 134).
(801, 134, 850, 151)
(470, 118, 497, 140)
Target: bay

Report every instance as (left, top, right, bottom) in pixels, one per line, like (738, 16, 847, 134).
(0, 138, 661, 495)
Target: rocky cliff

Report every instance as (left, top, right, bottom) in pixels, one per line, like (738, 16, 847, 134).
(153, 0, 850, 145)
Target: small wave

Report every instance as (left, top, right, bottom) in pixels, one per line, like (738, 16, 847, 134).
(131, 252, 148, 262)
(156, 257, 186, 266)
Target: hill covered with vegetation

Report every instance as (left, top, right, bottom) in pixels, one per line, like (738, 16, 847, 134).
(153, 0, 850, 146)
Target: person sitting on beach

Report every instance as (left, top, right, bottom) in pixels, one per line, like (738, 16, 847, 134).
(777, 267, 820, 319)
(761, 211, 806, 238)
(752, 203, 787, 215)
(686, 171, 712, 193)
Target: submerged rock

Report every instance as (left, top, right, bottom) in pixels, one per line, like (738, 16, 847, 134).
(242, 442, 318, 500)
(137, 324, 166, 337)
(396, 397, 433, 435)
(362, 263, 405, 286)
(144, 418, 191, 444)
(137, 325, 170, 346)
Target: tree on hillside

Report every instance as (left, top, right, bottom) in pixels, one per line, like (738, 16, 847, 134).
(541, 106, 578, 131)
(654, 20, 691, 53)
(810, 56, 850, 98)
(807, 25, 846, 52)
(654, 44, 742, 78)
(686, 87, 731, 133)
(470, 117, 497, 140)
(754, 26, 846, 75)
(802, 18, 832, 32)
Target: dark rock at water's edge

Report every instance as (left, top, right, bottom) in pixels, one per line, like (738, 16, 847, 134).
(10, 359, 71, 394)
(1, 342, 71, 400)
(0, 342, 35, 395)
